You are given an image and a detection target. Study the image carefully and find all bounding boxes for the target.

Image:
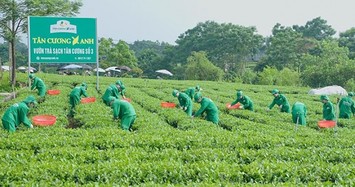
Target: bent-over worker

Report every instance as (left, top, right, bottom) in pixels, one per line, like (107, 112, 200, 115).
(268, 89, 290, 113)
(2, 96, 37, 132)
(109, 96, 136, 131)
(229, 91, 254, 111)
(291, 102, 307, 125)
(193, 92, 219, 125)
(172, 89, 193, 116)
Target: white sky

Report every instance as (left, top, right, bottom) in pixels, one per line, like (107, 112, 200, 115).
(79, 0, 355, 44)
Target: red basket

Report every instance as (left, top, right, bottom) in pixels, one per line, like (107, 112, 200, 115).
(226, 102, 241, 110)
(81, 97, 96, 103)
(161, 102, 176, 108)
(47, 90, 60, 95)
(318, 120, 336, 128)
(122, 98, 131, 102)
(32, 115, 56, 126)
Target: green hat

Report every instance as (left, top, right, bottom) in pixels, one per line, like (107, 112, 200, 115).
(194, 92, 202, 102)
(320, 95, 329, 101)
(23, 95, 38, 105)
(116, 80, 123, 86)
(348, 92, 354, 97)
(29, 74, 35, 79)
(272, 89, 279, 94)
(237, 91, 243, 97)
(81, 82, 87, 88)
(195, 85, 201, 91)
(172, 90, 178, 97)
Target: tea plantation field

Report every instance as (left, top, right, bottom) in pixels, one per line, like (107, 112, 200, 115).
(1, 73, 355, 186)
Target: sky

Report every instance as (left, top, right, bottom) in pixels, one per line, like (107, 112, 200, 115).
(79, 0, 355, 44)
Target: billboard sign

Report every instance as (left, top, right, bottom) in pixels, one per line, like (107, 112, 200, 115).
(28, 16, 97, 63)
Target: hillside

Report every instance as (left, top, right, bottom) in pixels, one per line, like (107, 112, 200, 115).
(1, 74, 354, 186)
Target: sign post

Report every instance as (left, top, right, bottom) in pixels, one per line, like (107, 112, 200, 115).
(28, 16, 98, 89)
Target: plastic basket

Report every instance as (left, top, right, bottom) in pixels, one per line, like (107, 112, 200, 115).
(122, 98, 132, 102)
(32, 115, 56, 126)
(318, 120, 336, 128)
(81, 97, 96, 104)
(161, 102, 176, 108)
(226, 102, 241, 110)
(47, 90, 60, 95)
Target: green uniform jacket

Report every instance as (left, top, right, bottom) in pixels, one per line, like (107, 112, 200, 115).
(231, 95, 254, 111)
(2, 102, 32, 131)
(177, 92, 193, 116)
(194, 97, 219, 124)
(268, 94, 290, 113)
(184, 87, 195, 99)
(339, 96, 355, 119)
(291, 102, 307, 125)
(112, 99, 136, 119)
(102, 84, 120, 106)
(69, 86, 88, 108)
(31, 77, 46, 97)
(323, 101, 335, 120)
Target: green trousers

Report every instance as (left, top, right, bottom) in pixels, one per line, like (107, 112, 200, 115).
(2, 119, 16, 132)
(292, 114, 306, 126)
(121, 115, 136, 130)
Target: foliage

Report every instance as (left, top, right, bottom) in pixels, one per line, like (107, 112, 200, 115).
(185, 51, 224, 81)
(301, 40, 355, 87)
(175, 21, 263, 71)
(260, 24, 318, 71)
(292, 17, 336, 40)
(1, 74, 355, 185)
(276, 68, 301, 86)
(241, 69, 257, 84)
(339, 27, 355, 59)
(256, 66, 278, 85)
(129, 40, 171, 57)
(136, 49, 163, 78)
(128, 67, 143, 78)
(344, 78, 355, 92)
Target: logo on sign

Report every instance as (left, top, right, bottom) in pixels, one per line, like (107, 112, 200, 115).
(50, 20, 77, 34)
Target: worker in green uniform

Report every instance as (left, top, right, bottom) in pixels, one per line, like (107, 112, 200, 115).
(109, 96, 136, 131)
(29, 74, 46, 101)
(229, 91, 254, 111)
(267, 89, 290, 113)
(2, 96, 37, 132)
(185, 85, 202, 99)
(338, 92, 355, 119)
(116, 80, 127, 99)
(291, 102, 307, 126)
(172, 89, 193, 116)
(320, 95, 335, 120)
(193, 92, 219, 125)
(69, 82, 88, 116)
(102, 83, 121, 106)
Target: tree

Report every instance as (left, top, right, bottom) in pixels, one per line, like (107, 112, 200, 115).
(293, 17, 336, 40)
(109, 40, 137, 68)
(301, 40, 355, 87)
(256, 66, 278, 85)
(175, 21, 263, 73)
(137, 49, 162, 78)
(185, 51, 224, 81)
(339, 28, 355, 59)
(260, 23, 318, 71)
(129, 40, 171, 57)
(0, 0, 82, 86)
(98, 38, 138, 69)
(98, 37, 114, 68)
